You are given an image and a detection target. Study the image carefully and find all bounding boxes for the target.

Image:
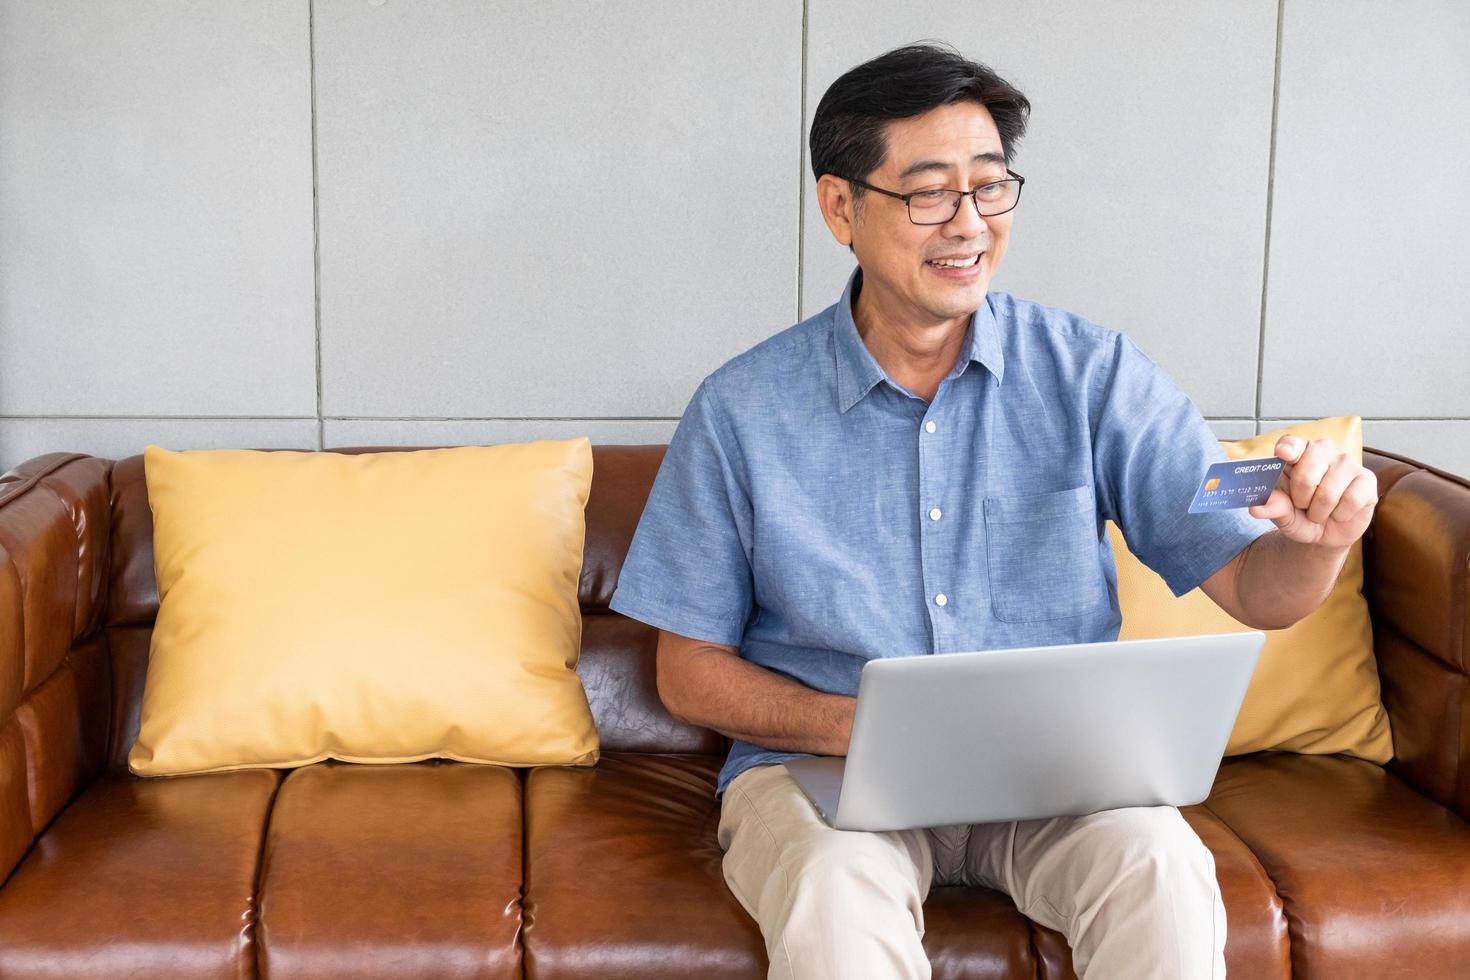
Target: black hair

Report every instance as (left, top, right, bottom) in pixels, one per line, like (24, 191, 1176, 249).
(809, 42, 1031, 211)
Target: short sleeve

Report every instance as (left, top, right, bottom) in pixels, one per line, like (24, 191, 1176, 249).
(607, 377, 756, 646)
(1091, 333, 1270, 597)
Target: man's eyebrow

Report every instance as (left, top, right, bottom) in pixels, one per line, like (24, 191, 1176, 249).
(897, 151, 1008, 181)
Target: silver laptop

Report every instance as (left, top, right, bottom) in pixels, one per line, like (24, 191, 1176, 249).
(784, 631, 1264, 832)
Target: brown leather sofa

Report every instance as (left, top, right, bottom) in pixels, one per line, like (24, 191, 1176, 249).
(0, 443, 1467, 979)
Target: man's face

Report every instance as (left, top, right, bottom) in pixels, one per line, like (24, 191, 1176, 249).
(823, 100, 1015, 326)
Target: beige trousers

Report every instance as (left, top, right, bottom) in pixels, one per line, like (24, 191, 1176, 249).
(717, 764, 1226, 980)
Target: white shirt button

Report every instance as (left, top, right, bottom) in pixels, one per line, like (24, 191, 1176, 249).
(934, 593, 948, 607)
(924, 420, 937, 433)
(929, 507, 942, 521)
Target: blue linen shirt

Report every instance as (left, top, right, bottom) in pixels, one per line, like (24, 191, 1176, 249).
(608, 268, 1270, 796)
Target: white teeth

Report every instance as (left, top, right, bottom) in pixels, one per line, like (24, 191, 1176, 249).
(929, 254, 980, 268)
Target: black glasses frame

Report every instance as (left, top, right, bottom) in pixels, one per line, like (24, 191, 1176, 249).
(832, 170, 1026, 224)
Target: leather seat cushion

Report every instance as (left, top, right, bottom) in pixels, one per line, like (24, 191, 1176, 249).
(0, 768, 280, 979)
(1206, 752, 1470, 977)
(257, 761, 523, 980)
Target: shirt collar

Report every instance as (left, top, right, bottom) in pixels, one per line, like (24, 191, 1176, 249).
(832, 266, 1006, 414)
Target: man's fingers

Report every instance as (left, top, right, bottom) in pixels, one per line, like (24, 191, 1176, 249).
(1331, 471, 1378, 527)
(1288, 438, 1336, 511)
(1305, 454, 1358, 525)
(1249, 487, 1296, 525)
(1275, 435, 1305, 463)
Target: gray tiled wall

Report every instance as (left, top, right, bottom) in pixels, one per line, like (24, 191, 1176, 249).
(2, 0, 1466, 477)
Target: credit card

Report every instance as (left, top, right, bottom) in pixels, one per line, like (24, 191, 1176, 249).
(1188, 456, 1285, 514)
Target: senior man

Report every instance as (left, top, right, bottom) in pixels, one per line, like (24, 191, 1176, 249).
(608, 43, 1376, 980)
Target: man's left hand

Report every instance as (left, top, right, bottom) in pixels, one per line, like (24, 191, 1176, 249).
(1248, 436, 1377, 549)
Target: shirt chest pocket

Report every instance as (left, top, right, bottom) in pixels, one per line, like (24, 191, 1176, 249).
(982, 484, 1106, 623)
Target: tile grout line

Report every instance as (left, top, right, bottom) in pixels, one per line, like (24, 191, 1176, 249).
(795, 0, 809, 323)
(309, 0, 325, 451)
(323, 416, 686, 423)
(7, 415, 1468, 423)
(1253, 0, 1286, 437)
(0, 416, 688, 423)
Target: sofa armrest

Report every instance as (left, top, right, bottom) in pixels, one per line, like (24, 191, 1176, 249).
(1363, 449, 1470, 819)
(0, 453, 114, 885)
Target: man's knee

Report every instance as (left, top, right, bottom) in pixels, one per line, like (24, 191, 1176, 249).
(1074, 806, 1216, 892)
(783, 832, 925, 893)
(1038, 809, 1224, 979)
(773, 833, 929, 940)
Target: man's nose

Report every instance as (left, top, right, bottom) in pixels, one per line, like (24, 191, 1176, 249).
(943, 191, 986, 237)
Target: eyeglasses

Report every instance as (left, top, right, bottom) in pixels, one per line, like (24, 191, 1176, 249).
(833, 170, 1026, 224)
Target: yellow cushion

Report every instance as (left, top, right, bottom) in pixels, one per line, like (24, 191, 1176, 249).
(129, 440, 600, 777)
(1107, 415, 1392, 762)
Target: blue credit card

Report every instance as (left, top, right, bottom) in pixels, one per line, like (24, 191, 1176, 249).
(1188, 456, 1285, 514)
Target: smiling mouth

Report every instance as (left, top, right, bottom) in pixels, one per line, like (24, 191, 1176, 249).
(926, 252, 983, 269)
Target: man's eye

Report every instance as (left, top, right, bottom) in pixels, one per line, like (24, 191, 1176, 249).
(975, 182, 1006, 200)
(911, 190, 949, 203)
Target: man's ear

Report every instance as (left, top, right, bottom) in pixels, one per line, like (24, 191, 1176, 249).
(815, 174, 857, 249)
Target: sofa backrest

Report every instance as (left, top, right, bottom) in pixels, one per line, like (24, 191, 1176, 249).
(8, 443, 1458, 835)
(100, 445, 725, 772)
(0, 453, 113, 886)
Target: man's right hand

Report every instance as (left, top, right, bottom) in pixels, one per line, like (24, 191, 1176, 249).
(655, 630, 856, 757)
